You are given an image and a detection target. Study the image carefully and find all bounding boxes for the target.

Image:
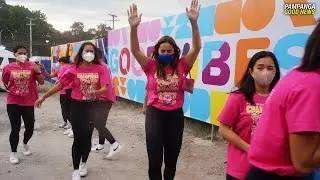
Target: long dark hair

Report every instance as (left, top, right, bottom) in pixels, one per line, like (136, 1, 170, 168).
(233, 51, 281, 104)
(152, 36, 181, 79)
(297, 20, 320, 72)
(74, 42, 100, 67)
(58, 56, 70, 64)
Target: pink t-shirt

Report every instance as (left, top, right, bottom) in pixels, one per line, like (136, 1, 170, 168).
(143, 57, 191, 111)
(218, 93, 267, 179)
(248, 69, 320, 176)
(99, 64, 116, 103)
(57, 64, 72, 94)
(1, 61, 39, 106)
(59, 63, 110, 101)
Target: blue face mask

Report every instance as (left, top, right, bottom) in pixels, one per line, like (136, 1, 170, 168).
(158, 54, 174, 64)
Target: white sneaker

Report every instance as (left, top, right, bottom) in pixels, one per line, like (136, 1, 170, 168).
(21, 122, 25, 128)
(72, 170, 81, 180)
(64, 122, 71, 129)
(63, 128, 72, 135)
(105, 142, 122, 160)
(59, 122, 67, 128)
(91, 144, 104, 152)
(68, 131, 74, 138)
(79, 162, 88, 177)
(22, 144, 32, 156)
(10, 153, 19, 164)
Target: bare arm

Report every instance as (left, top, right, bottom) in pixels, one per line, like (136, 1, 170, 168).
(42, 83, 63, 100)
(219, 123, 250, 152)
(128, 4, 148, 67)
(130, 26, 148, 67)
(40, 64, 57, 79)
(35, 74, 44, 85)
(186, 21, 201, 68)
(32, 63, 44, 85)
(143, 94, 148, 107)
(42, 68, 56, 78)
(185, 0, 202, 68)
(93, 84, 108, 97)
(289, 132, 320, 173)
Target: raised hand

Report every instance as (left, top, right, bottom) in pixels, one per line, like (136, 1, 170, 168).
(127, 3, 142, 27)
(186, 0, 200, 22)
(32, 63, 41, 74)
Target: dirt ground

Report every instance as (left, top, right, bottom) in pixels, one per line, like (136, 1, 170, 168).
(0, 83, 227, 180)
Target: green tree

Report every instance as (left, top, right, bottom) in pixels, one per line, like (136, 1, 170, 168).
(96, 23, 112, 38)
(70, 22, 84, 36)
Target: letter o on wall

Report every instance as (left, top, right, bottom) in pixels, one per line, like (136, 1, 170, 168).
(120, 48, 130, 75)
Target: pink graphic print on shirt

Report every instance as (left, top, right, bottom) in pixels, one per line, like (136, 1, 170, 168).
(246, 103, 264, 134)
(155, 73, 179, 105)
(77, 73, 99, 100)
(11, 70, 31, 94)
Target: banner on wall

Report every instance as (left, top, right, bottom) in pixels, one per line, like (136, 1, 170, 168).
(107, 0, 320, 125)
(50, 38, 108, 83)
(50, 38, 108, 64)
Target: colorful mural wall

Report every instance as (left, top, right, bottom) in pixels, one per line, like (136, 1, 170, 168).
(107, 0, 320, 125)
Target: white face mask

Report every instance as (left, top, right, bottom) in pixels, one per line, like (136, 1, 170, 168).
(82, 52, 95, 62)
(54, 62, 60, 69)
(16, 55, 27, 63)
(252, 70, 275, 87)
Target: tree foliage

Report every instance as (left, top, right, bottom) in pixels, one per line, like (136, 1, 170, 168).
(0, 0, 111, 56)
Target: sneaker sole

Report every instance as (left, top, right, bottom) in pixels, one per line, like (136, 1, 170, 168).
(10, 161, 19, 165)
(23, 152, 32, 156)
(91, 148, 104, 152)
(80, 172, 88, 177)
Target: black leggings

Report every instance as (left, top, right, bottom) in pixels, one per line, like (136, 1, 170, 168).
(59, 89, 72, 123)
(70, 99, 95, 169)
(227, 174, 240, 180)
(7, 104, 35, 152)
(146, 106, 184, 180)
(93, 100, 116, 145)
(246, 166, 308, 180)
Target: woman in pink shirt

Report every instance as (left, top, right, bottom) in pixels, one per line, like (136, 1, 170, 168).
(34, 42, 110, 180)
(90, 49, 123, 159)
(218, 51, 281, 180)
(127, 0, 201, 179)
(41, 57, 73, 130)
(1, 45, 44, 165)
(246, 21, 320, 180)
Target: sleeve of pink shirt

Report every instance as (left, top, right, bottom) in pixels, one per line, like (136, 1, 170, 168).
(53, 70, 59, 77)
(217, 93, 242, 127)
(59, 67, 75, 88)
(142, 58, 156, 76)
(1, 66, 10, 86)
(99, 65, 110, 86)
(179, 56, 192, 74)
(286, 83, 320, 133)
(105, 65, 113, 86)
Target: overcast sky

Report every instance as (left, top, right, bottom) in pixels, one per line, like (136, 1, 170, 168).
(6, 0, 222, 32)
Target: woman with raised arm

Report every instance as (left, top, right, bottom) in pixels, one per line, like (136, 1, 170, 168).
(128, 0, 201, 179)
